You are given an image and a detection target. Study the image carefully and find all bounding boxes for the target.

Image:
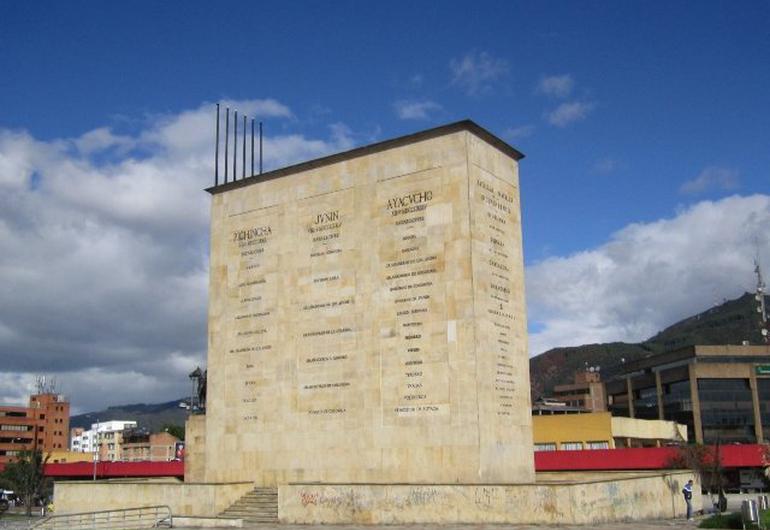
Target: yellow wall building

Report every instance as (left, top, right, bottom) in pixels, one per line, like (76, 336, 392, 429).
(47, 450, 93, 463)
(532, 412, 687, 451)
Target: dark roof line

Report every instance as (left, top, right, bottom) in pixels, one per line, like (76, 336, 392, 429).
(206, 119, 524, 195)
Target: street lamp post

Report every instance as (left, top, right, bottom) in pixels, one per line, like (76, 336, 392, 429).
(92, 420, 100, 481)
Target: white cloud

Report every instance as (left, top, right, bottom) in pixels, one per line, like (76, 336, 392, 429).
(504, 125, 535, 142)
(680, 166, 740, 194)
(74, 127, 135, 155)
(0, 99, 356, 413)
(328, 122, 356, 150)
(526, 194, 770, 356)
(450, 51, 508, 96)
(408, 74, 424, 88)
(538, 74, 574, 98)
(545, 101, 594, 127)
(393, 100, 442, 120)
(591, 157, 619, 175)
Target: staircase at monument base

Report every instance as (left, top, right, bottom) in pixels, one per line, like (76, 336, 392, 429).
(219, 487, 278, 524)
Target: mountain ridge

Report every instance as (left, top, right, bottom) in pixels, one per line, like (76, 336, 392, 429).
(70, 398, 188, 432)
(529, 291, 768, 398)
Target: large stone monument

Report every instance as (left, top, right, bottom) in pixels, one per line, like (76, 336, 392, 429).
(196, 120, 534, 485)
(54, 121, 696, 525)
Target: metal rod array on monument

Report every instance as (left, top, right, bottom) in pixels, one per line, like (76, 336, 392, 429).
(224, 107, 229, 183)
(251, 118, 255, 177)
(259, 121, 263, 174)
(214, 104, 220, 186)
(233, 110, 238, 180)
(242, 114, 246, 180)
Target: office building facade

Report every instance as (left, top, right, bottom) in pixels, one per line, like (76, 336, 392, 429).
(606, 345, 770, 444)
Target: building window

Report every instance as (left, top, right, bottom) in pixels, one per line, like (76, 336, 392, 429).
(663, 378, 694, 441)
(757, 378, 770, 442)
(560, 441, 583, 451)
(633, 385, 659, 420)
(698, 378, 756, 444)
(1, 424, 32, 431)
(587, 441, 610, 450)
(534, 443, 557, 452)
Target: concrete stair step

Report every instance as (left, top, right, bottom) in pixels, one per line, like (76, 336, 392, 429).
(224, 506, 278, 511)
(219, 487, 279, 523)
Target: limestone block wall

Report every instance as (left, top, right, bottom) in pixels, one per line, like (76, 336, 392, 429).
(203, 125, 533, 485)
(279, 471, 699, 524)
(54, 480, 253, 517)
(184, 415, 206, 482)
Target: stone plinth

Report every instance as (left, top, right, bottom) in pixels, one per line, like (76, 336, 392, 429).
(278, 471, 699, 524)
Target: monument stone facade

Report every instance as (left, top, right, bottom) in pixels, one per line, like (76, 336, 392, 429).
(200, 121, 534, 485)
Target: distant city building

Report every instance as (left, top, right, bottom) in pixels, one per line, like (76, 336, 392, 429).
(69, 427, 84, 452)
(552, 370, 607, 412)
(47, 449, 93, 464)
(0, 392, 70, 464)
(532, 370, 607, 415)
(531, 397, 586, 415)
(532, 411, 687, 451)
(605, 344, 770, 444)
(121, 431, 180, 462)
(70, 420, 137, 461)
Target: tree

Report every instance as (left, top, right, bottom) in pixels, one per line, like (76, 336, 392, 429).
(161, 423, 185, 441)
(0, 450, 50, 516)
(666, 442, 727, 513)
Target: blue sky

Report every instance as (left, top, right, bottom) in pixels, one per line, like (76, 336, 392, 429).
(1, 1, 768, 411)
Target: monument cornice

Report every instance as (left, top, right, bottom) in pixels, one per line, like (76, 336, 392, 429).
(205, 119, 524, 195)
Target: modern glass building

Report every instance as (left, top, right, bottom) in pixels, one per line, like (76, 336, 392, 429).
(606, 345, 770, 444)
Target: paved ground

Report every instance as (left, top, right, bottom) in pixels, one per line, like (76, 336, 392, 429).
(0, 510, 709, 530)
(8, 492, 767, 529)
(0, 517, 705, 529)
(177, 522, 702, 530)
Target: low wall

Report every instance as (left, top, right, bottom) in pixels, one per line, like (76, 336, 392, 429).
(279, 471, 699, 524)
(54, 480, 253, 517)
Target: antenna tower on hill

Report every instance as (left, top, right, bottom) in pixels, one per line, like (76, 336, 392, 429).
(755, 258, 768, 343)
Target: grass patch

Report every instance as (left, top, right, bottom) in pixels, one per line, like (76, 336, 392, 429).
(698, 512, 742, 529)
(0, 513, 35, 520)
(699, 510, 770, 529)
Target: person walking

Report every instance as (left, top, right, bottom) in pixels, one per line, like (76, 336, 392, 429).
(682, 479, 694, 520)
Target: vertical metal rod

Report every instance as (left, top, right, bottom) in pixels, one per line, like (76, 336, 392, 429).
(259, 121, 263, 174)
(214, 104, 220, 186)
(233, 110, 238, 180)
(242, 114, 246, 179)
(224, 108, 229, 183)
(251, 119, 255, 177)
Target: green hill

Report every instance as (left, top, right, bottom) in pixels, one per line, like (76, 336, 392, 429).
(530, 292, 768, 398)
(70, 399, 189, 433)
